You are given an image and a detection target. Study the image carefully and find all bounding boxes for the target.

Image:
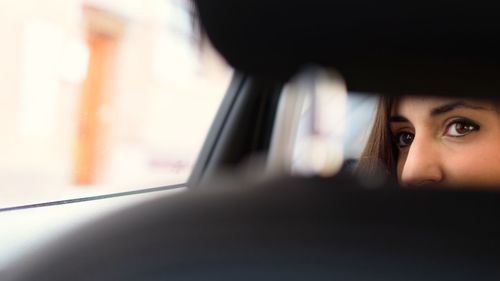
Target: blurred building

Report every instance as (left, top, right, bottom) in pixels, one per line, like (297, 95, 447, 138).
(0, 0, 231, 207)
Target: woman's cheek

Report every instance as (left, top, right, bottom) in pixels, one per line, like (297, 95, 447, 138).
(443, 143, 500, 187)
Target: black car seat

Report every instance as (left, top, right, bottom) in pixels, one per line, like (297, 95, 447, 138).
(5, 175, 500, 280)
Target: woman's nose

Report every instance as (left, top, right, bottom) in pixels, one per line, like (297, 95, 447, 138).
(400, 137, 444, 186)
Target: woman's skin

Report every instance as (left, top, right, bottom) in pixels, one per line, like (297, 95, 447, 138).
(390, 97, 500, 188)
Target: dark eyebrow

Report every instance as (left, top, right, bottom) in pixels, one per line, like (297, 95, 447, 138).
(390, 116, 408, 122)
(389, 101, 488, 123)
(430, 101, 487, 116)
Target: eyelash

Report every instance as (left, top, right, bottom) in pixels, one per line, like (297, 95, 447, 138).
(443, 118, 480, 137)
(393, 131, 414, 149)
(392, 118, 480, 149)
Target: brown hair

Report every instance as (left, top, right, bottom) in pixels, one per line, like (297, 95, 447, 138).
(356, 96, 398, 180)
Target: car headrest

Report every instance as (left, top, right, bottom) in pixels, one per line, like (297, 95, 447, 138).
(5, 175, 500, 280)
(194, 0, 500, 98)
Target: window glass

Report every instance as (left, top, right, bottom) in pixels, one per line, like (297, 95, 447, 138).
(285, 70, 377, 176)
(0, 0, 232, 208)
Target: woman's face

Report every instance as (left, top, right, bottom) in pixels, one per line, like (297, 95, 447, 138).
(390, 96, 500, 189)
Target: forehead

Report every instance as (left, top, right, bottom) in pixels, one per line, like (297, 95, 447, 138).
(392, 96, 494, 116)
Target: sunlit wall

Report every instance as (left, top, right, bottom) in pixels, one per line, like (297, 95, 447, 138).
(0, 0, 231, 207)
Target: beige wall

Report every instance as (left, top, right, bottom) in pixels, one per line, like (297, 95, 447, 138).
(0, 0, 231, 206)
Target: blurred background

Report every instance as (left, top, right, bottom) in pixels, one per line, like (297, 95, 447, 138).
(0, 0, 232, 208)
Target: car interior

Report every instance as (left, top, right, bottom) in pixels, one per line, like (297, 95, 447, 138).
(4, 0, 500, 280)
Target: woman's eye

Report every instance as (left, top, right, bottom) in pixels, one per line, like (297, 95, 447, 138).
(395, 132, 414, 148)
(445, 119, 480, 137)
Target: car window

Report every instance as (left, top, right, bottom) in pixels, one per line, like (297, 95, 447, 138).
(0, 0, 232, 209)
(271, 69, 377, 177)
